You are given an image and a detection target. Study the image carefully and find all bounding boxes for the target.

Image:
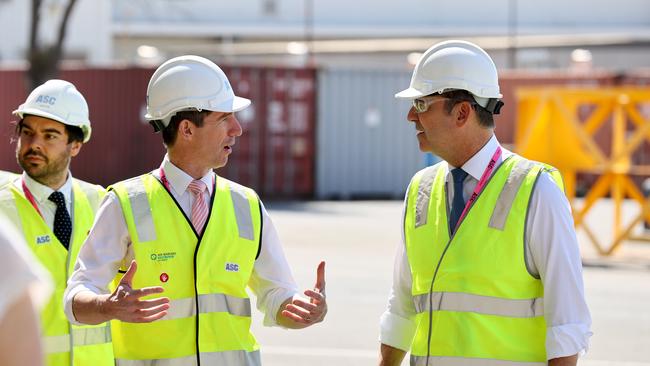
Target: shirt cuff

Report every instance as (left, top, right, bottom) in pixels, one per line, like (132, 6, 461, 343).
(63, 284, 104, 325)
(262, 288, 299, 327)
(546, 323, 593, 360)
(379, 311, 417, 352)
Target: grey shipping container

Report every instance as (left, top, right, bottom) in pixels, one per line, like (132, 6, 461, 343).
(316, 69, 431, 199)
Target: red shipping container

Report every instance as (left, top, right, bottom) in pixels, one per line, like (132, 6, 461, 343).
(0, 65, 317, 199)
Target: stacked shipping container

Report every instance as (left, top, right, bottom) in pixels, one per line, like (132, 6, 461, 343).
(0, 66, 316, 198)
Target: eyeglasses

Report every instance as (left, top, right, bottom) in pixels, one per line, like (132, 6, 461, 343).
(412, 97, 448, 113)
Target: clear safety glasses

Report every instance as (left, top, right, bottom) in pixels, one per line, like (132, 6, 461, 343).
(412, 97, 449, 113)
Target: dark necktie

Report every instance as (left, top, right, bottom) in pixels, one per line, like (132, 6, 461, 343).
(48, 191, 72, 250)
(449, 168, 468, 234)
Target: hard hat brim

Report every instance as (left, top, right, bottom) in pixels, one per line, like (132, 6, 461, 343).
(13, 107, 91, 142)
(395, 88, 426, 100)
(231, 96, 251, 112)
(144, 96, 252, 121)
(13, 107, 69, 126)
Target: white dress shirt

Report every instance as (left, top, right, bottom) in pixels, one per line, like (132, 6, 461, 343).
(64, 156, 299, 326)
(379, 135, 592, 360)
(15, 172, 74, 227)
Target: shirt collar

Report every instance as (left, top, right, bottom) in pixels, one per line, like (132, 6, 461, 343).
(161, 155, 214, 196)
(456, 134, 502, 181)
(21, 171, 73, 205)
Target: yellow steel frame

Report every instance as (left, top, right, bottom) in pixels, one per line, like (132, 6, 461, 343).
(515, 88, 650, 255)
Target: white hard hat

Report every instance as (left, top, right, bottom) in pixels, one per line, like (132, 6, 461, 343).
(144, 55, 251, 128)
(396, 40, 503, 113)
(13, 79, 91, 142)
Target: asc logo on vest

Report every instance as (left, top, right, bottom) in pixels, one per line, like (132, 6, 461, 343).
(36, 95, 57, 105)
(225, 262, 239, 272)
(36, 234, 51, 245)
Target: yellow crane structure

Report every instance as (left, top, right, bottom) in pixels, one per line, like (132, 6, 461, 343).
(515, 87, 650, 255)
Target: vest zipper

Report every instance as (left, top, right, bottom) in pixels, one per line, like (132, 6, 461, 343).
(424, 157, 512, 365)
(153, 172, 217, 365)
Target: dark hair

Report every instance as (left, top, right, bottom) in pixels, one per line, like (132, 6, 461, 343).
(65, 125, 84, 143)
(15, 118, 85, 144)
(441, 90, 495, 128)
(161, 109, 210, 146)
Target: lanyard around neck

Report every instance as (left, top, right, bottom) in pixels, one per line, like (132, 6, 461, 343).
(453, 146, 502, 233)
(22, 178, 44, 219)
(159, 168, 171, 191)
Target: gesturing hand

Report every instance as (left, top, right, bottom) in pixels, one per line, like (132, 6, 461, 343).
(104, 260, 170, 323)
(281, 261, 327, 327)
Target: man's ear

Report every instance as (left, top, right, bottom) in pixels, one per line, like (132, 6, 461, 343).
(70, 140, 82, 157)
(177, 119, 195, 141)
(455, 101, 472, 127)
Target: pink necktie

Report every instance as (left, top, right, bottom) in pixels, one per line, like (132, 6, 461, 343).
(188, 180, 208, 233)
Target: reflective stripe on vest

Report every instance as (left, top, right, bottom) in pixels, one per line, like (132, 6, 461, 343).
(488, 160, 537, 230)
(124, 177, 157, 242)
(161, 293, 252, 320)
(44, 334, 70, 354)
(230, 185, 255, 240)
(115, 350, 261, 366)
(72, 325, 112, 347)
(199, 292, 251, 317)
(415, 164, 443, 228)
(410, 355, 546, 366)
(45, 325, 112, 353)
(77, 180, 104, 213)
(413, 292, 543, 318)
(124, 177, 254, 242)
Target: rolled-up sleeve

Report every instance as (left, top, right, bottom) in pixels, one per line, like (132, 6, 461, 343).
(379, 240, 417, 351)
(247, 202, 300, 327)
(527, 172, 593, 359)
(379, 192, 417, 351)
(64, 192, 131, 325)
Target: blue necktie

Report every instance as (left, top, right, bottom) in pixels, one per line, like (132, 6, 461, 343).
(49, 191, 72, 250)
(449, 168, 468, 234)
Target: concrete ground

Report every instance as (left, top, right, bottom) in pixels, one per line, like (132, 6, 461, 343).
(248, 200, 650, 366)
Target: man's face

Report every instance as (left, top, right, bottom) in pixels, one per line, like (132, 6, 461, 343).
(407, 95, 456, 154)
(16, 115, 81, 185)
(193, 111, 243, 169)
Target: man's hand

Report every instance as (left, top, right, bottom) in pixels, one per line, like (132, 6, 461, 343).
(379, 343, 406, 366)
(279, 261, 327, 328)
(102, 260, 170, 323)
(549, 354, 578, 366)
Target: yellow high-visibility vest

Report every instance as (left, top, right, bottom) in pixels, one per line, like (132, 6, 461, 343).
(404, 155, 563, 366)
(0, 179, 114, 366)
(110, 172, 262, 365)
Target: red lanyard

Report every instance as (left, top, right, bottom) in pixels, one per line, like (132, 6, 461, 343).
(22, 179, 44, 219)
(454, 146, 502, 232)
(158, 168, 215, 192)
(159, 168, 171, 191)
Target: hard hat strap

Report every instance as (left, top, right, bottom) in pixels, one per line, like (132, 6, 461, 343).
(485, 99, 504, 115)
(150, 120, 166, 133)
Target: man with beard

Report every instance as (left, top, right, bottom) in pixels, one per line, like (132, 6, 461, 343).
(0, 79, 114, 366)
